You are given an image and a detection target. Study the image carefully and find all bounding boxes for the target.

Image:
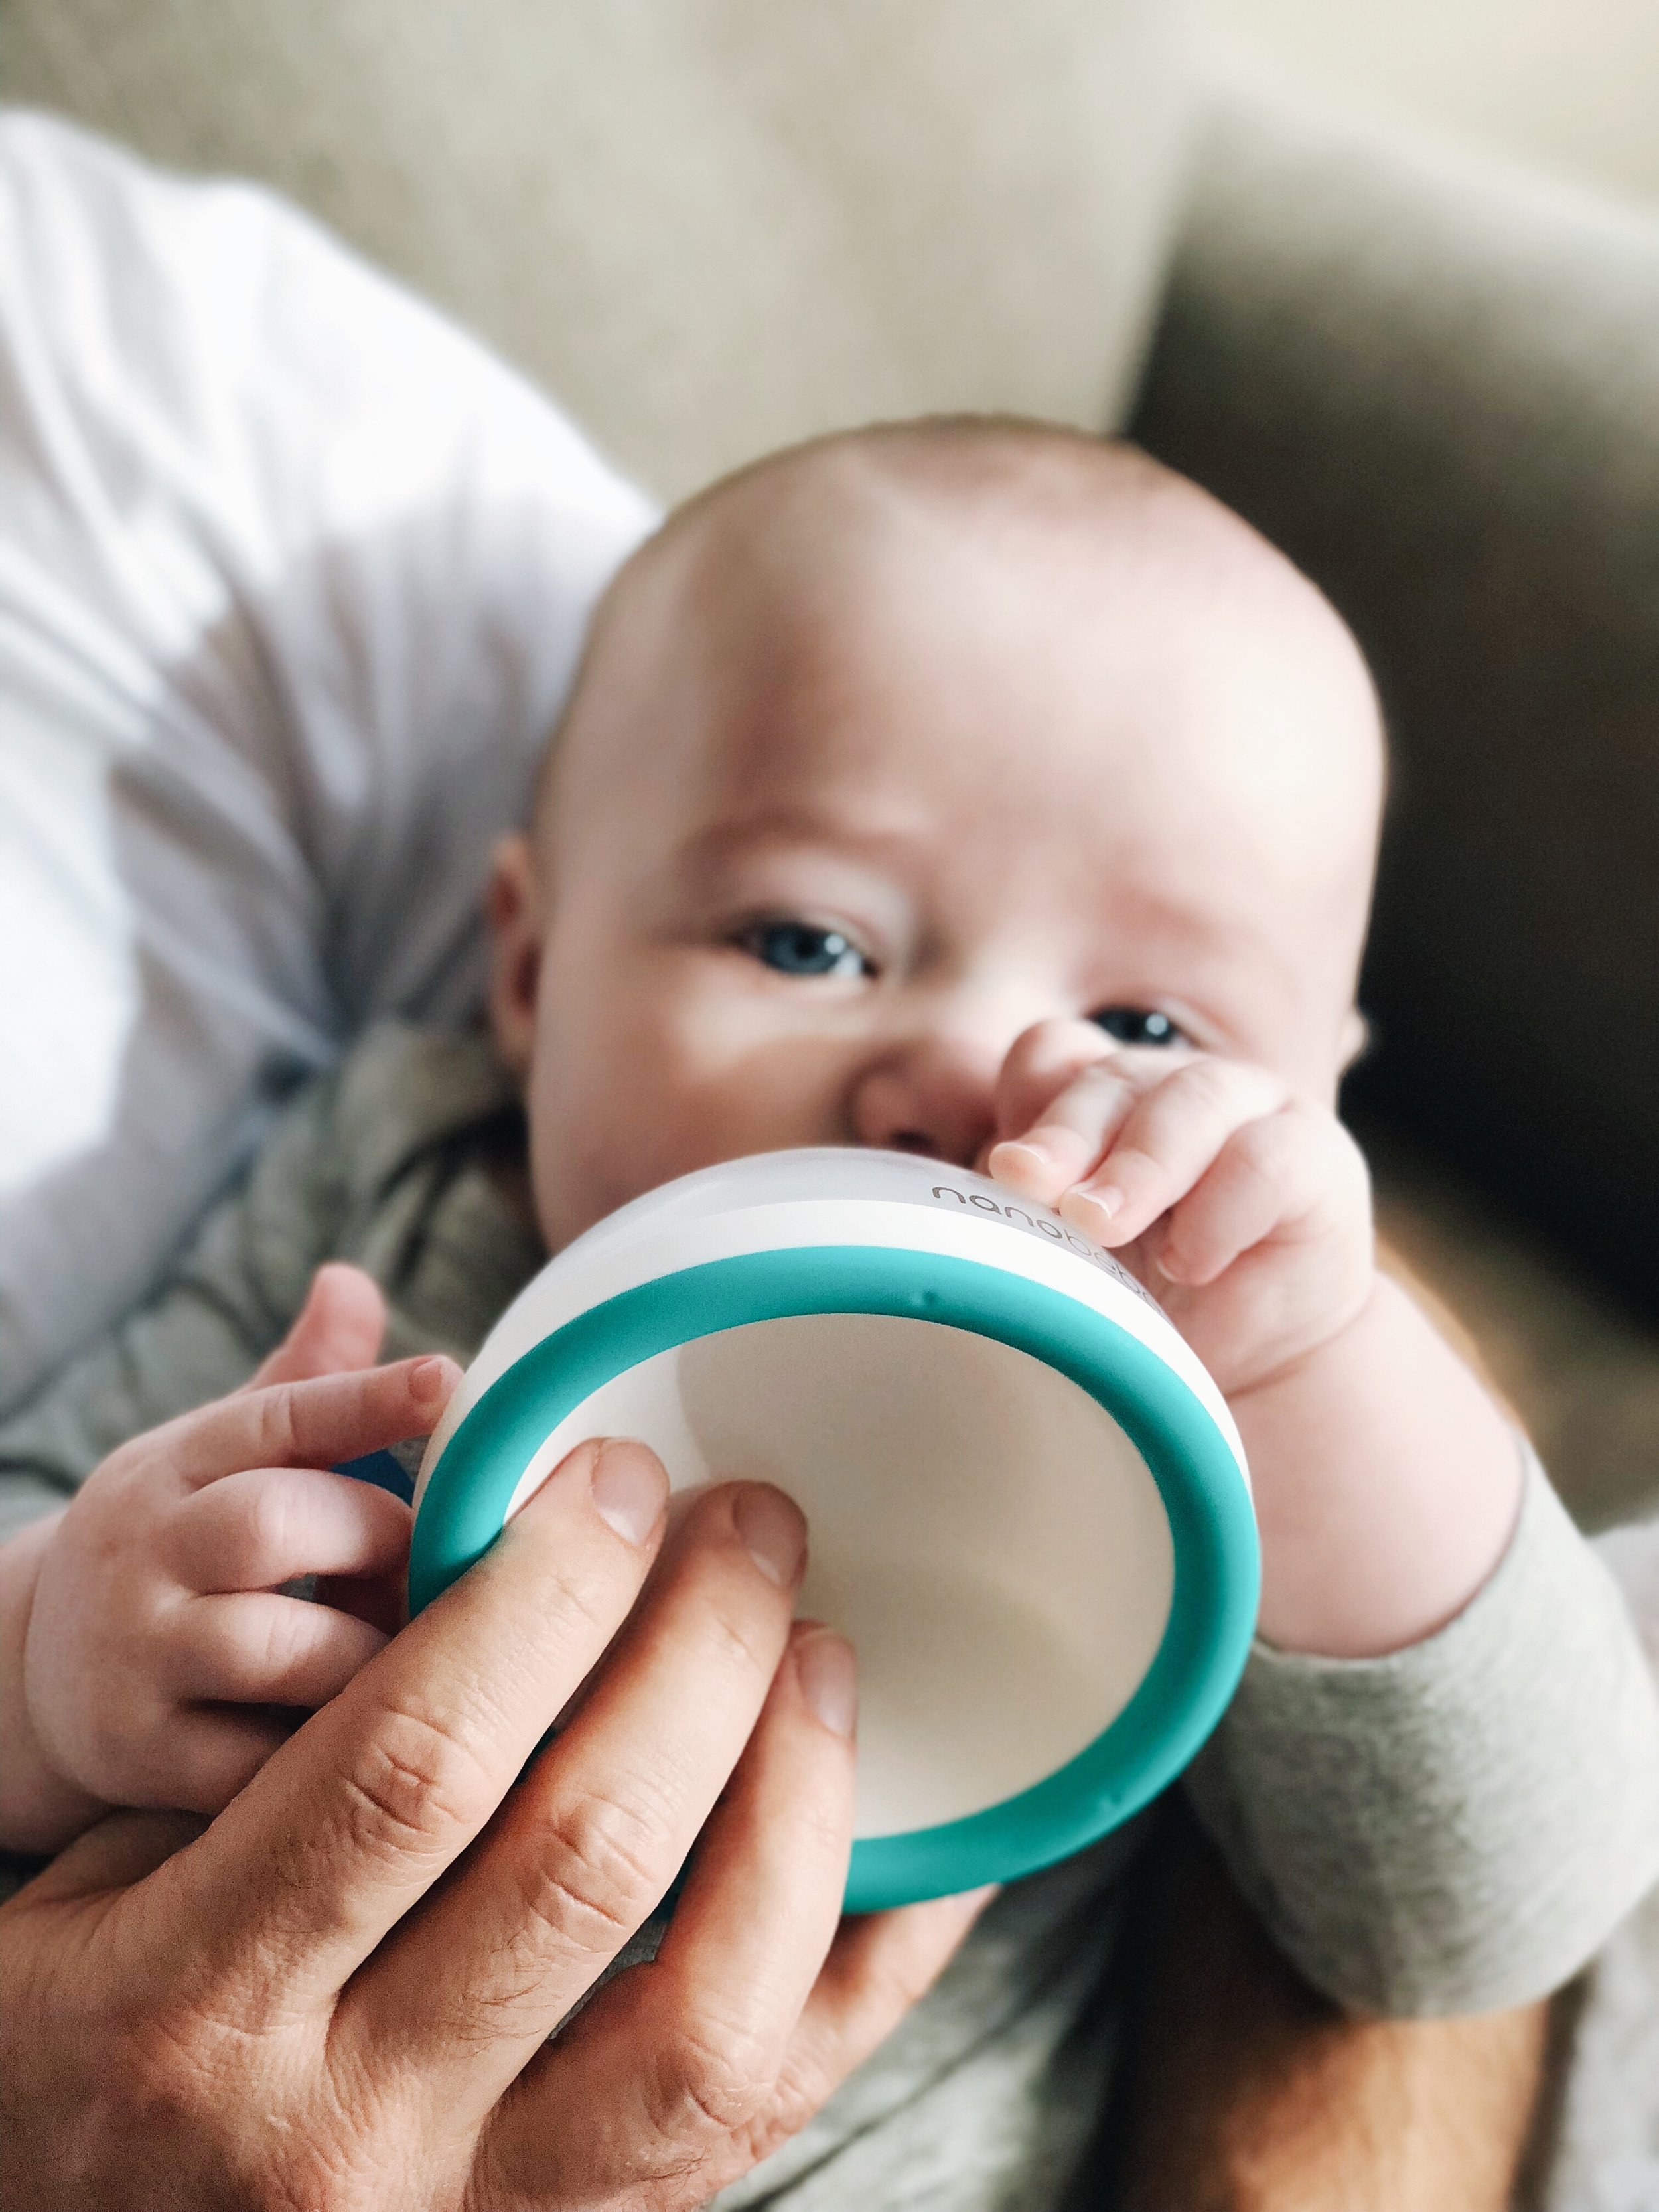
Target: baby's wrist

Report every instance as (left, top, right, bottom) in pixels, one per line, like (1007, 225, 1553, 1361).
(1229, 1273, 1522, 1658)
(1222, 1268, 1381, 1418)
(0, 1516, 109, 1853)
(1203, 1238, 1380, 1422)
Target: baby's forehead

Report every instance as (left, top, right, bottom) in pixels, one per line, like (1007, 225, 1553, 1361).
(689, 467, 1371, 772)
(558, 428, 1383, 916)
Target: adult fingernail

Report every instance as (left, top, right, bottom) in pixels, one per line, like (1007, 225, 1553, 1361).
(409, 1357, 451, 1404)
(591, 1439, 670, 1546)
(733, 1484, 808, 1588)
(795, 1629, 857, 1738)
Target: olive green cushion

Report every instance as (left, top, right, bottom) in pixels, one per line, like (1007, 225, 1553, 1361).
(1133, 88, 1659, 1309)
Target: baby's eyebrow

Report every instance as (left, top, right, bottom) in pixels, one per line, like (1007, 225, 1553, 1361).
(678, 806, 934, 873)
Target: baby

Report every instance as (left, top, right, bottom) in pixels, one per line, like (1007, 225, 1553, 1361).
(3, 423, 1656, 2201)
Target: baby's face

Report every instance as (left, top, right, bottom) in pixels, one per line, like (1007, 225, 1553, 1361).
(490, 464, 1382, 1257)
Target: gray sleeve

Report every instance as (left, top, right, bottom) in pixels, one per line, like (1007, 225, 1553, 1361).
(0, 1072, 344, 1536)
(1186, 1447, 1659, 2016)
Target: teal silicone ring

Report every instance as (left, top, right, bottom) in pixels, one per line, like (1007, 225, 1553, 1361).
(409, 1246, 1259, 1911)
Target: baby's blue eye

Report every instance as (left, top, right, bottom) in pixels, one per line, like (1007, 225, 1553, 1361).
(740, 920, 871, 979)
(1091, 1006, 1183, 1047)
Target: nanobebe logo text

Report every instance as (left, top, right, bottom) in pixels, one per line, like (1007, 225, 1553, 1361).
(928, 1183, 1108, 1265)
(924, 1181, 1159, 1307)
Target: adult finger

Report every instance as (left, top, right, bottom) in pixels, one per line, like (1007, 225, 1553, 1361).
(777, 1888, 995, 2120)
(165, 1590, 390, 1706)
(151, 1435, 671, 2014)
(165, 1353, 460, 1490)
(167, 1464, 411, 1591)
(348, 1479, 810, 2108)
(486, 1878, 991, 2212)
(245, 1262, 387, 1388)
(480, 1619, 855, 2205)
(1061, 1059, 1285, 1246)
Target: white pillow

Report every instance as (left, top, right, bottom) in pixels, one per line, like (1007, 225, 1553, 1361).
(0, 111, 657, 1416)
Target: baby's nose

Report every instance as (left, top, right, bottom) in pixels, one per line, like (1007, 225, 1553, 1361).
(849, 1037, 1002, 1169)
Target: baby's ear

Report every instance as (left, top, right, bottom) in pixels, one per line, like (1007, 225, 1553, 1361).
(486, 834, 543, 1080)
(1338, 1007, 1372, 1072)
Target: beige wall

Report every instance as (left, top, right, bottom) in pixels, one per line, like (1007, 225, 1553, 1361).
(1202, 0, 1659, 206)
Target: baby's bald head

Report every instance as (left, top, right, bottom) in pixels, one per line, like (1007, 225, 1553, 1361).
(542, 422, 1382, 901)
(492, 421, 1384, 1250)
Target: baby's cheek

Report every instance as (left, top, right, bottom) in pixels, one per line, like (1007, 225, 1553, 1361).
(528, 948, 880, 1240)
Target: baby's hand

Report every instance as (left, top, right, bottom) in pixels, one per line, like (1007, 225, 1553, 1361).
(984, 1020, 1373, 1397)
(20, 1324, 456, 1828)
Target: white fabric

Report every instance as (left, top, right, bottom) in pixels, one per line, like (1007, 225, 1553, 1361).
(0, 111, 656, 1415)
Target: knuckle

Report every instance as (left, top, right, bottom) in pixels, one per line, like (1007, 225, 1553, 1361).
(246, 1477, 296, 1575)
(1076, 1054, 1131, 1093)
(337, 1698, 496, 1868)
(703, 1590, 784, 1686)
(646, 2015, 775, 2146)
(740, 2053, 820, 2158)
(1169, 1055, 1241, 1117)
(252, 1385, 303, 1468)
(1228, 1114, 1293, 1187)
(1102, 1140, 1162, 1188)
(522, 1781, 676, 1954)
(92, 1999, 397, 2212)
(259, 1600, 314, 1680)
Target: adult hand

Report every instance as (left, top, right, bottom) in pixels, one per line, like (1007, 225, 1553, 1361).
(1, 1341, 983, 2208)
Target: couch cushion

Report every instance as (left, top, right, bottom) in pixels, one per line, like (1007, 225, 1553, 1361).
(6, 0, 1190, 499)
(1365, 1114, 1659, 1534)
(1133, 89, 1659, 1311)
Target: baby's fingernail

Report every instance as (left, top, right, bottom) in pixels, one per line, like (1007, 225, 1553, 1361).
(988, 1139, 1058, 1190)
(591, 1438, 670, 1546)
(993, 1138, 1052, 1171)
(734, 1485, 808, 1588)
(1068, 1185, 1123, 1233)
(794, 1629, 857, 1737)
(409, 1357, 451, 1404)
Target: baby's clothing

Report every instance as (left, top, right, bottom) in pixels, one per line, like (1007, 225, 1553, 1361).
(5, 1022, 1658, 2209)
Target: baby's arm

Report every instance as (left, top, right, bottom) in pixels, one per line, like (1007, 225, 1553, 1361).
(0, 1278, 455, 1855)
(988, 1019, 1659, 2009)
(985, 1019, 1517, 1655)
(1185, 1448, 1659, 2013)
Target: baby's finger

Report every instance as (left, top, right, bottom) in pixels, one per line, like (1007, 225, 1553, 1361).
(989, 1019, 1121, 1151)
(988, 1059, 1143, 1203)
(1157, 1106, 1326, 1284)
(245, 1262, 387, 1389)
(1060, 1059, 1286, 1246)
(167, 1354, 459, 1490)
(168, 1465, 411, 1593)
(167, 1591, 390, 1708)
(163, 1706, 297, 1816)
